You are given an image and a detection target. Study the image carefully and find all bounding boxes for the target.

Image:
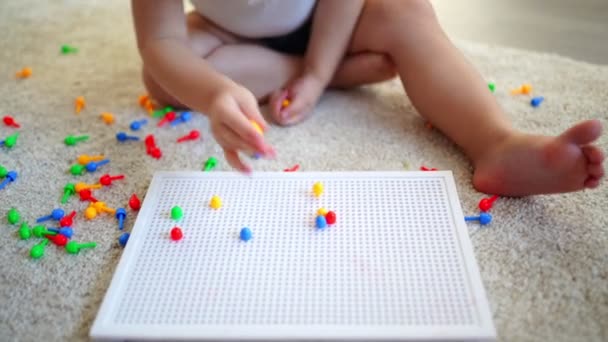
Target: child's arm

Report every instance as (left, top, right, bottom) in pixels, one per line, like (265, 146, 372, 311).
(132, 0, 274, 172)
(273, 0, 364, 124)
(305, 0, 364, 86)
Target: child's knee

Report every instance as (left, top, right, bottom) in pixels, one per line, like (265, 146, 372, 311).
(367, 0, 436, 28)
(373, 54, 398, 80)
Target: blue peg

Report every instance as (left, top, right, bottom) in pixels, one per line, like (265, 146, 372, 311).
(116, 132, 140, 142)
(130, 119, 148, 131)
(36, 208, 65, 223)
(531, 96, 544, 107)
(315, 215, 327, 230)
(115, 207, 127, 230)
(85, 159, 110, 172)
(465, 212, 492, 225)
(48, 226, 73, 239)
(118, 232, 130, 247)
(240, 227, 252, 242)
(0, 170, 17, 190)
(170, 112, 193, 126)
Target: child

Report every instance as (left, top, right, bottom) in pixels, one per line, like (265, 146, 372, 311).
(132, 0, 604, 196)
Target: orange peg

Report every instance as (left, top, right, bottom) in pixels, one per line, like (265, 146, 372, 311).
(511, 84, 533, 95)
(100, 112, 115, 125)
(16, 67, 32, 79)
(138, 94, 150, 107)
(74, 182, 102, 193)
(75, 96, 86, 114)
(77, 154, 105, 165)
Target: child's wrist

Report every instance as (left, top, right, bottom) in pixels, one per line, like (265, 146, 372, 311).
(303, 64, 332, 86)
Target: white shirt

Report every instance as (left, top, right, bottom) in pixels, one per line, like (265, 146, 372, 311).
(190, 0, 316, 38)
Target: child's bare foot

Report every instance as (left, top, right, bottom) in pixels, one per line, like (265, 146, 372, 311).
(473, 120, 604, 196)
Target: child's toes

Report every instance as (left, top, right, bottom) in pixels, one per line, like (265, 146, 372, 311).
(582, 145, 605, 164)
(584, 176, 601, 189)
(588, 163, 605, 179)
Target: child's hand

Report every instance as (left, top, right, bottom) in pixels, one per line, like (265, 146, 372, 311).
(207, 83, 275, 172)
(269, 72, 326, 126)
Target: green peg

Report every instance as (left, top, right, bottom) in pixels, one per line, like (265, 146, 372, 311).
(32, 225, 56, 238)
(152, 106, 174, 118)
(7, 208, 20, 225)
(70, 164, 86, 176)
(488, 83, 495, 92)
(171, 206, 183, 220)
(30, 239, 49, 259)
(64, 134, 89, 146)
(65, 241, 97, 254)
(0, 165, 7, 178)
(3, 132, 19, 148)
(203, 157, 218, 171)
(19, 222, 32, 240)
(60, 44, 78, 54)
(61, 183, 76, 203)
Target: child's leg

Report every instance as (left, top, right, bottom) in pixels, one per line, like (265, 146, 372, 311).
(346, 0, 604, 196)
(144, 12, 396, 107)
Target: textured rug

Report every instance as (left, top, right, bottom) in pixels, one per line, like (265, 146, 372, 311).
(1, 1, 607, 341)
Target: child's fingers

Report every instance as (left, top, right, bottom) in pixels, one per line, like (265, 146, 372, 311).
(216, 124, 257, 155)
(272, 90, 289, 119)
(239, 92, 269, 131)
(223, 108, 270, 155)
(281, 86, 309, 122)
(281, 99, 311, 125)
(224, 150, 251, 174)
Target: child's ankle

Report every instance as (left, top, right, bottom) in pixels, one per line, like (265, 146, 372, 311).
(469, 128, 519, 165)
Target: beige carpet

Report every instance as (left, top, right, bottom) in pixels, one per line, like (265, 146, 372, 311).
(1, 1, 607, 341)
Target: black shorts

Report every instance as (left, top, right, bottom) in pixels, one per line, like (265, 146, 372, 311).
(259, 16, 312, 55)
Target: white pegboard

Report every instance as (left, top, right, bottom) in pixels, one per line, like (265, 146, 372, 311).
(91, 172, 495, 341)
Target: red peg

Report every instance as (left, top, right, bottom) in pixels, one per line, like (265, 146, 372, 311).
(157, 111, 177, 127)
(479, 195, 499, 212)
(147, 146, 162, 159)
(283, 164, 300, 172)
(3, 115, 20, 128)
(100, 173, 125, 186)
(47, 233, 68, 246)
(79, 189, 98, 202)
(129, 194, 141, 211)
(325, 211, 337, 225)
(176, 130, 200, 143)
(420, 166, 438, 171)
(170, 226, 183, 241)
(59, 211, 76, 227)
(144, 134, 156, 147)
